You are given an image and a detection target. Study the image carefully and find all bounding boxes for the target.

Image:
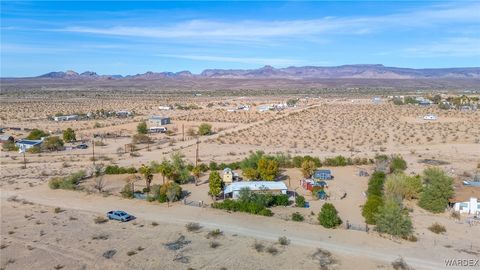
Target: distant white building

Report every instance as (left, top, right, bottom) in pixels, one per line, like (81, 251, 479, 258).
(149, 116, 170, 125)
(257, 105, 273, 112)
(224, 181, 288, 199)
(423, 114, 438, 120)
(53, 115, 78, 121)
(158, 106, 172, 110)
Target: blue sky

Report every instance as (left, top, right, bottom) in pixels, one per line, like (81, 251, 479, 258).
(1, 1, 479, 77)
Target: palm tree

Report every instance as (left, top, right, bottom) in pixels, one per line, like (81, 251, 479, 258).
(192, 166, 201, 186)
(139, 164, 153, 191)
(158, 160, 173, 185)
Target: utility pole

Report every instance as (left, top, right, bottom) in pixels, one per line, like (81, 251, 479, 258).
(182, 124, 185, 141)
(195, 137, 199, 167)
(92, 139, 95, 166)
(22, 151, 27, 169)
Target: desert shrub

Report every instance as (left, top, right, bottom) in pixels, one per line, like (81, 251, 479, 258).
(26, 129, 48, 140)
(137, 121, 148, 134)
(42, 136, 64, 151)
(418, 167, 454, 213)
(362, 195, 384, 225)
(104, 165, 137, 174)
(253, 242, 264, 252)
(48, 170, 85, 190)
(207, 229, 223, 239)
(62, 128, 76, 142)
(266, 246, 279, 255)
(278, 236, 289, 246)
(185, 222, 202, 232)
(209, 241, 220, 248)
(291, 212, 304, 222)
(198, 163, 209, 172)
(390, 155, 407, 173)
(450, 211, 460, 220)
(160, 182, 183, 203)
(94, 216, 108, 224)
(27, 146, 41, 153)
(428, 223, 446, 234)
(295, 195, 306, 207)
(212, 190, 282, 217)
(2, 141, 18, 151)
(318, 203, 342, 228)
(132, 134, 152, 144)
(391, 257, 412, 270)
(375, 199, 413, 237)
(242, 167, 259, 180)
(120, 183, 134, 198)
(209, 161, 219, 171)
(323, 155, 347, 166)
(198, 123, 213, 136)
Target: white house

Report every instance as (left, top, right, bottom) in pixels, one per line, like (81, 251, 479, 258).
(453, 197, 479, 215)
(53, 115, 79, 121)
(16, 139, 43, 150)
(158, 106, 172, 110)
(224, 181, 288, 199)
(423, 114, 438, 120)
(149, 116, 170, 125)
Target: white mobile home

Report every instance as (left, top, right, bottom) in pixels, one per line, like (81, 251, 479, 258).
(224, 181, 288, 199)
(453, 197, 479, 215)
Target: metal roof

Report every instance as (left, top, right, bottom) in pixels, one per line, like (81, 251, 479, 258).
(224, 181, 288, 194)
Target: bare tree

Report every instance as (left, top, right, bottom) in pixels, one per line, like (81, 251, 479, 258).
(93, 176, 106, 193)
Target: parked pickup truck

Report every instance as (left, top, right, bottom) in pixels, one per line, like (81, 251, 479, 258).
(106, 210, 135, 222)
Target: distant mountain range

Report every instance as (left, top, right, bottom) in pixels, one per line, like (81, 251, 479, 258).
(29, 64, 480, 80)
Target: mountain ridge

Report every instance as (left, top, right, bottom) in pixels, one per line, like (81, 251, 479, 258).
(19, 64, 480, 79)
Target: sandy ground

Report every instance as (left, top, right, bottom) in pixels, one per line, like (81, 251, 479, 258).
(1, 97, 480, 270)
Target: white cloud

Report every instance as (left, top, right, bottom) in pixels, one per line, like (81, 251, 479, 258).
(59, 3, 480, 41)
(404, 37, 480, 57)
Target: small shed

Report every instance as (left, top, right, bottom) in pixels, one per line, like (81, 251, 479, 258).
(0, 134, 14, 144)
(149, 116, 171, 125)
(313, 169, 333, 180)
(223, 168, 234, 184)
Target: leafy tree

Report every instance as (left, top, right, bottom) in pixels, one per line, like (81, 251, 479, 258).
(62, 128, 76, 142)
(385, 173, 422, 200)
(137, 121, 148, 134)
(242, 167, 259, 180)
(155, 160, 173, 184)
(418, 167, 454, 213)
(198, 123, 213, 136)
(170, 152, 192, 184)
(192, 166, 202, 186)
(240, 151, 264, 171)
(26, 129, 48, 140)
(208, 171, 224, 200)
(318, 203, 342, 228)
(375, 199, 413, 237)
(257, 157, 279, 181)
(139, 164, 154, 191)
(362, 195, 384, 224)
(367, 171, 386, 197)
(42, 136, 64, 151)
(301, 160, 316, 178)
(209, 161, 219, 171)
(161, 182, 182, 206)
(390, 155, 407, 173)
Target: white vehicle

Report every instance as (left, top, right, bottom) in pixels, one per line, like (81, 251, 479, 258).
(148, 126, 167, 133)
(423, 114, 438, 120)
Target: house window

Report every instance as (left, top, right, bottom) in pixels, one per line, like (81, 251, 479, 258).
(460, 202, 468, 210)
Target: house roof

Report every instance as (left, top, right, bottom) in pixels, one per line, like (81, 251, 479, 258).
(224, 181, 288, 194)
(450, 186, 480, 202)
(16, 139, 42, 146)
(0, 134, 13, 141)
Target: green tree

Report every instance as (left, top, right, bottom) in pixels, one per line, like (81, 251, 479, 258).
(295, 195, 306, 207)
(301, 159, 316, 178)
(42, 136, 64, 151)
(257, 157, 279, 181)
(418, 167, 454, 213)
(367, 171, 386, 197)
(375, 199, 413, 237)
(161, 182, 182, 206)
(26, 129, 48, 140)
(137, 121, 148, 134)
(384, 173, 422, 201)
(318, 203, 342, 228)
(242, 167, 259, 180)
(152, 160, 172, 184)
(208, 171, 224, 200)
(389, 155, 407, 173)
(198, 123, 213, 136)
(192, 165, 202, 186)
(362, 195, 384, 224)
(139, 164, 153, 191)
(62, 128, 76, 142)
